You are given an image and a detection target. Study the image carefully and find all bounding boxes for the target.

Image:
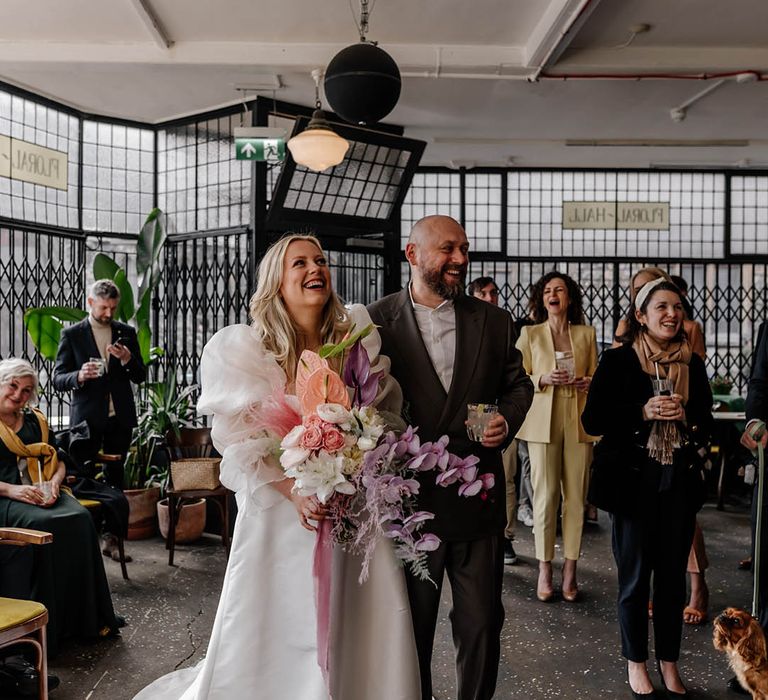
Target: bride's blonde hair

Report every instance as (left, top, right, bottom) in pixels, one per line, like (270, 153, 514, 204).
(249, 234, 350, 378)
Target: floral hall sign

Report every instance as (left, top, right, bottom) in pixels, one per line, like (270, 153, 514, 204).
(562, 201, 669, 230)
(0, 135, 68, 190)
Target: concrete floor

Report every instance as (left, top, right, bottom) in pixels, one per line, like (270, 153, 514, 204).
(41, 497, 754, 700)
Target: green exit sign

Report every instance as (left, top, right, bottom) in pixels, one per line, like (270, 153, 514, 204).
(235, 138, 285, 162)
(234, 127, 286, 162)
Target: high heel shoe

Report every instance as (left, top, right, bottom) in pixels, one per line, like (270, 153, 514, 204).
(630, 690, 657, 699)
(561, 558, 579, 602)
(536, 589, 555, 602)
(537, 561, 554, 602)
(656, 661, 688, 698)
(561, 586, 579, 602)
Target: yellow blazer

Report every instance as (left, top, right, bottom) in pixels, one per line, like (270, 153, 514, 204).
(515, 322, 599, 444)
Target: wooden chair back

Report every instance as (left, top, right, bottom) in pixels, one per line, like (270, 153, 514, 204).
(166, 427, 215, 459)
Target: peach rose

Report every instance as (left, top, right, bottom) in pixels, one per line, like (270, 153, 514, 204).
(304, 414, 325, 430)
(322, 428, 346, 453)
(300, 426, 324, 450)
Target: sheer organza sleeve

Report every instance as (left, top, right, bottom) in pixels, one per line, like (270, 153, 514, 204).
(348, 304, 404, 423)
(197, 324, 290, 513)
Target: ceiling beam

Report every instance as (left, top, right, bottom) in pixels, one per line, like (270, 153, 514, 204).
(525, 0, 602, 74)
(0, 40, 526, 73)
(126, 0, 173, 50)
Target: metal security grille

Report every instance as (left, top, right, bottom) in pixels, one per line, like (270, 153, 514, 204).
(156, 228, 252, 390)
(328, 249, 385, 306)
(0, 222, 85, 423)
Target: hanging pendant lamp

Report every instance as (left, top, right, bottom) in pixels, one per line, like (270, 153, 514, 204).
(287, 69, 349, 172)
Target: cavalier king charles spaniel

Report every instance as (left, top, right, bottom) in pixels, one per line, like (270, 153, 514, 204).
(713, 607, 768, 699)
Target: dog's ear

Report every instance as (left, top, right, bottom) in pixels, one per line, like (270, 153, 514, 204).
(736, 619, 768, 666)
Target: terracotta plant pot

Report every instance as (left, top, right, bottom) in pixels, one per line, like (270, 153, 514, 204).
(125, 486, 161, 540)
(157, 497, 207, 544)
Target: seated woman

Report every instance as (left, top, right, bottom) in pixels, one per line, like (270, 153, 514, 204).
(0, 358, 122, 655)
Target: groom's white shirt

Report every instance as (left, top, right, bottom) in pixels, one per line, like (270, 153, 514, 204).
(408, 283, 456, 392)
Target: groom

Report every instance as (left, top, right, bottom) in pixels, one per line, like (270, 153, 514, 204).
(368, 215, 533, 700)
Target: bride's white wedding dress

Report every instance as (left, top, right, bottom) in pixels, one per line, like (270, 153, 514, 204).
(134, 305, 420, 700)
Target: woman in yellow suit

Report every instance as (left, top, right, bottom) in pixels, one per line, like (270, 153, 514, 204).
(516, 271, 598, 602)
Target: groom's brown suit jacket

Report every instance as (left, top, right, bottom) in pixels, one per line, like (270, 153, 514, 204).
(368, 290, 533, 541)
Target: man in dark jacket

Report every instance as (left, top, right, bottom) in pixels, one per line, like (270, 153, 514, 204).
(368, 215, 533, 700)
(53, 279, 145, 558)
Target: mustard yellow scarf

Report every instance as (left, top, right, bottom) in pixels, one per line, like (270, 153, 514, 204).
(0, 408, 59, 483)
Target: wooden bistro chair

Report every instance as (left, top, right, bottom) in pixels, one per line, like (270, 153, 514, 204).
(0, 527, 52, 700)
(165, 427, 230, 567)
(67, 452, 129, 580)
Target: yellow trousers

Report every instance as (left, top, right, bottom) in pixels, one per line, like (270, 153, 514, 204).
(502, 439, 518, 540)
(528, 390, 592, 562)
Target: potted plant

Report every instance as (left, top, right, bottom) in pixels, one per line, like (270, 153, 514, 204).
(710, 374, 734, 396)
(124, 372, 198, 539)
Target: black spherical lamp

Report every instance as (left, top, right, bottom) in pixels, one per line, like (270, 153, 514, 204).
(324, 42, 401, 125)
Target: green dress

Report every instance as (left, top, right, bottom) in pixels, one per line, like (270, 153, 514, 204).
(0, 411, 118, 655)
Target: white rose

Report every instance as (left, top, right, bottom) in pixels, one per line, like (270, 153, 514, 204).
(316, 403, 353, 426)
(281, 424, 306, 449)
(280, 446, 310, 471)
(357, 436, 377, 451)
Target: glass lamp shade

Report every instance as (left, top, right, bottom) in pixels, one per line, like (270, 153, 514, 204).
(287, 110, 349, 171)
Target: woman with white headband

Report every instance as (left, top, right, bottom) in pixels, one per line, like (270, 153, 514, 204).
(583, 278, 713, 699)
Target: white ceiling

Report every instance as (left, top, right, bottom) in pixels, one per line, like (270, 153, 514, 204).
(1, 0, 767, 168)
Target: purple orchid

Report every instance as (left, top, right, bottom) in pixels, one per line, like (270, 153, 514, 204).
(458, 479, 484, 497)
(343, 339, 382, 407)
(406, 435, 450, 472)
(415, 533, 441, 552)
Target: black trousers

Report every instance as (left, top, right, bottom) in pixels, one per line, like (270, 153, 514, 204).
(404, 533, 505, 700)
(751, 476, 768, 634)
(612, 493, 695, 662)
(89, 416, 133, 489)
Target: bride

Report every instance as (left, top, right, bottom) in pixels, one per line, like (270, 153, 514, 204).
(135, 234, 420, 700)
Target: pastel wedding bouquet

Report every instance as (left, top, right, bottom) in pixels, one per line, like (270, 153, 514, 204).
(253, 324, 494, 584)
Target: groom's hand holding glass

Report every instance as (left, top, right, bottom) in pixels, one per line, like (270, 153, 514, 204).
(465, 404, 508, 448)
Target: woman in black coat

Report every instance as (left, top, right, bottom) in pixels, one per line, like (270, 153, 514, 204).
(582, 279, 712, 699)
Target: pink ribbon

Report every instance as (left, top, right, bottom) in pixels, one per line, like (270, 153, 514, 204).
(313, 517, 333, 695)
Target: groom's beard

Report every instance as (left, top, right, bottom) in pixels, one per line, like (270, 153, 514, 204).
(420, 263, 467, 301)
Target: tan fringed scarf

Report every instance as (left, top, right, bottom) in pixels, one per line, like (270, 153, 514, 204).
(0, 408, 59, 483)
(633, 332, 692, 405)
(633, 333, 693, 466)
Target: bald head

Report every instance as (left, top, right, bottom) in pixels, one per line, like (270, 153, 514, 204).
(408, 215, 465, 247)
(405, 215, 469, 307)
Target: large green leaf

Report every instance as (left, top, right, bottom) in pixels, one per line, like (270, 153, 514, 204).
(137, 317, 152, 364)
(137, 208, 166, 301)
(24, 307, 87, 361)
(92, 253, 120, 282)
(113, 267, 135, 321)
(92, 254, 134, 321)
